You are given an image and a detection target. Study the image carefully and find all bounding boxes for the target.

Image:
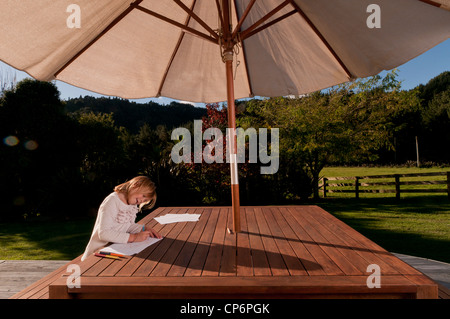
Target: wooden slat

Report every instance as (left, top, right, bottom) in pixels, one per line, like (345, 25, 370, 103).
(439, 284, 450, 299)
(219, 208, 237, 276)
(270, 207, 326, 275)
(280, 207, 344, 275)
(254, 207, 289, 276)
(311, 206, 423, 276)
(184, 208, 220, 276)
(327, 189, 397, 193)
(400, 188, 447, 193)
(304, 206, 400, 275)
(149, 208, 203, 277)
(404, 275, 438, 299)
(300, 206, 367, 275)
(245, 207, 272, 276)
(330, 181, 447, 187)
(264, 207, 307, 275)
(326, 172, 447, 180)
(287, 207, 362, 275)
(49, 274, 419, 299)
(201, 208, 228, 277)
(167, 208, 212, 276)
(129, 209, 192, 277)
(236, 208, 254, 276)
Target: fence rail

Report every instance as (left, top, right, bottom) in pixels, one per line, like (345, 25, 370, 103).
(321, 172, 450, 199)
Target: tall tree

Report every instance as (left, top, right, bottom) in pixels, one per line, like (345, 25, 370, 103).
(0, 79, 80, 219)
(239, 71, 420, 198)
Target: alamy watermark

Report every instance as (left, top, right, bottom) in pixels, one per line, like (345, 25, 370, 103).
(366, 264, 381, 288)
(66, 4, 381, 30)
(66, 264, 81, 289)
(66, 4, 81, 29)
(367, 4, 381, 29)
(171, 120, 279, 175)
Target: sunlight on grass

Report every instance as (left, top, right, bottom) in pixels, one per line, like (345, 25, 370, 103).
(0, 219, 94, 260)
(321, 166, 449, 199)
(319, 195, 450, 263)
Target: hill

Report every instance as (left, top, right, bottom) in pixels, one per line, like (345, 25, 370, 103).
(65, 96, 206, 133)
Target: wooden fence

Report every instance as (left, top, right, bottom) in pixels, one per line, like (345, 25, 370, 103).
(321, 172, 450, 199)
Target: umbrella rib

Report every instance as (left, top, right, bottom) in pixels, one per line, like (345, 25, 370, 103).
(230, 0, 254, 97)
(240, 9, 297, 40)
(215, 0, 225, 33)
(54, 0, 144, 77)
(419, 0, 450, 11)
(134, 5, 218, 45)
(174, 0, 219, 40)
(288, 0, 354, 80)
(231, 0, 257, 39)
(239, 0, 291, 40)
(156, 0, 198, 97)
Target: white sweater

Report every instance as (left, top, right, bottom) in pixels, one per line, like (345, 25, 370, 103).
(81, 192, 143, 261)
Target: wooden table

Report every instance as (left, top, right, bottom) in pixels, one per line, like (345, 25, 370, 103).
(24, 206, 441, 298)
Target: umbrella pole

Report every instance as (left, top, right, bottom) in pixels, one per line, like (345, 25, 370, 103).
(224, 50, 241, 233)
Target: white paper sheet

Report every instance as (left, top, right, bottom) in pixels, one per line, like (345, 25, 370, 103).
(154, 213, 201, 224)
(100, 237, 163, 256)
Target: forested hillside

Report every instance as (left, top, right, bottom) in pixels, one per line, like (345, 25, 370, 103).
(65, 96, 206, 133)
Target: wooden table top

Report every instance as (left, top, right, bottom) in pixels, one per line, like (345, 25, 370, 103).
(14, 205, 440, 299)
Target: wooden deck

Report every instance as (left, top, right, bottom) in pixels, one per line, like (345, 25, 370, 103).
(10, 206, 439, 299)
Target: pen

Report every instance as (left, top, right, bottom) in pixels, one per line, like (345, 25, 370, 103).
(98, 251, 125, 258)
(95, 253, 120, 260)
(142, 225, 145, 231)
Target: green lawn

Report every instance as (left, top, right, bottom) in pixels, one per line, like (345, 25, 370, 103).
(321, 166, 449, 199)
(317, 196, 450, 263)
(317, 166, 450, 263)
(322, 166, 450, 177)
(0, 218, 95, 260)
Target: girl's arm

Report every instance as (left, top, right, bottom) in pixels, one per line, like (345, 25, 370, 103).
(97, 198, 130, 244)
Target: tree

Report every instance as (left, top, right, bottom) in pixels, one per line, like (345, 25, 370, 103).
(71, 111, 131, 208)
(417, 71, 450, 106)
(185, 103, 232, 204)
(0, 79, 80, 219)
(420, 88, 450, 162)
(239, 71, 420, 199)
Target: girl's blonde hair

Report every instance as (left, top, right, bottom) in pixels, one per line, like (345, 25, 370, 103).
(114, 176, 157, 210)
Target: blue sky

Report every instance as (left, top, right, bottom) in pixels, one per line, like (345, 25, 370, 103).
(1, 39, 449, 107)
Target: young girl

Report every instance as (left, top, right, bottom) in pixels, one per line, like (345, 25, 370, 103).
(81, 176, 162, 261)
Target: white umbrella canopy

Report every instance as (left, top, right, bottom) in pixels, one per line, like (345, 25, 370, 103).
(1, 0, 449, 231)
(0, 0, 449, 103)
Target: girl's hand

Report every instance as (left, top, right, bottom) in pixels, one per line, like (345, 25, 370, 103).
(146, 228, 163, 239)
(129, 229, 162, 242)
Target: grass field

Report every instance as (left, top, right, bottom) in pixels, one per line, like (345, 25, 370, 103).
(1, 166, 449, 263)
(318, 166, 450, 263)
(317, 196, 450, 263)
(0, 218, 94, 260)
(322, 166, 450, 177)
(321, 166, 449, 199)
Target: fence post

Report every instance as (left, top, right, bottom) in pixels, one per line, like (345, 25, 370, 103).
(447, 172, 450, 200)
(355, 177, 359, 199)
(322, 178, 327, 198)
(395, 174, 400, 200)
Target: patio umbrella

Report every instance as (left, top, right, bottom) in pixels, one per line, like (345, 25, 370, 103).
(1, 0, 449, 232)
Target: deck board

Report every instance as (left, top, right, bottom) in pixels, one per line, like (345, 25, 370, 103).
(9, 206, 440, 299)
